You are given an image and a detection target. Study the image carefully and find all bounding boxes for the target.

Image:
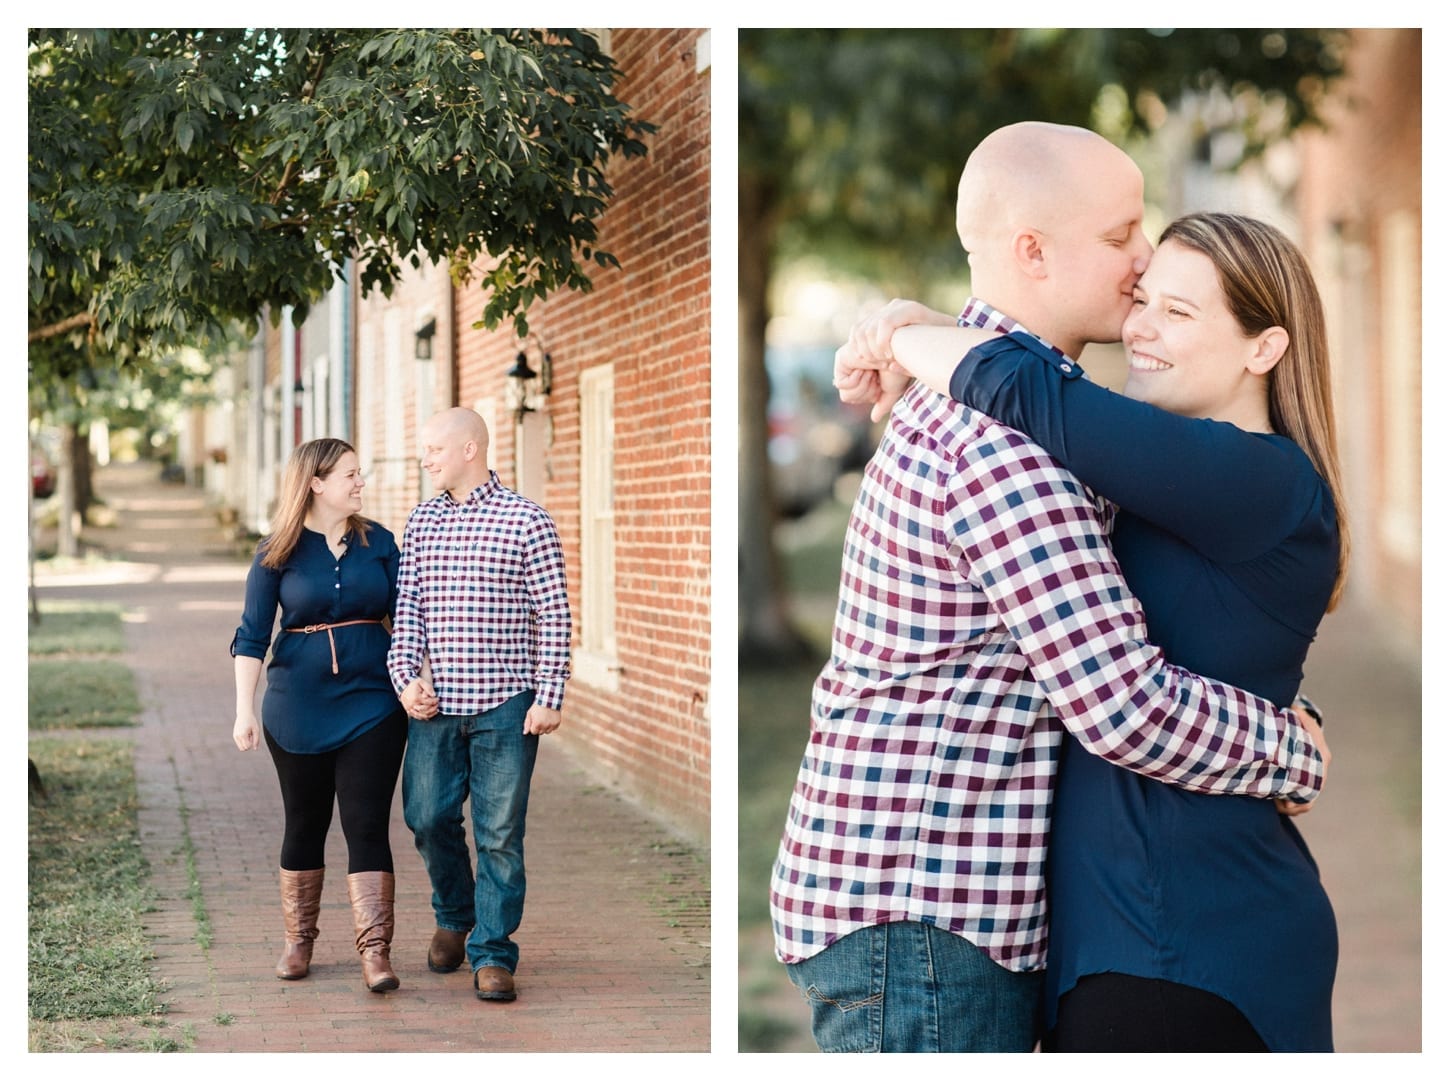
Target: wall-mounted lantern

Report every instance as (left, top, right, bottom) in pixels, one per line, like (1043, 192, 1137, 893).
(414, 317, 437, 361)
(505, 346, 553, 421)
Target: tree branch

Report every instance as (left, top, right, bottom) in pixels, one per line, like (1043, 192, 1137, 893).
(270, 44, 333, 207)
(29, 311, 93, 344)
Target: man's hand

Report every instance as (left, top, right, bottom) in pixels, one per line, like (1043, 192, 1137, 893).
(835, 343, 914, 422)
(523, 704, 562, 735)
(1276, 704, 1330, 817)
(401, 676, 439, 720)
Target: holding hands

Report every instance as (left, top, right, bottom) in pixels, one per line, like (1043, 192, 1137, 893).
(401, 676, 439, 720)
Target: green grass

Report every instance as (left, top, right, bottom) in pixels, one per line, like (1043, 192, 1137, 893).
(28, 659, 141, 728)
(27, 601, 125, 654)
(778, 497, 854, 598)
(27, 600, 188, 1051)
(738, 659, 827, 927)
(737, 496, 853, 1052)
(27, 737, 170, 1049)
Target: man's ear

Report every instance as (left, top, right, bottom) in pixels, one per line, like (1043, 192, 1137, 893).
(1248, 326, 1289, 375)
(461, 440, 477, 462)
(1010, 229, 1048, 279)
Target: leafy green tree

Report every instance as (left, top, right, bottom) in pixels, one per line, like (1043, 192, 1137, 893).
(29, 27, 652, 554)
(738, 27, 1348, 662)
(30, 27, 652, 364)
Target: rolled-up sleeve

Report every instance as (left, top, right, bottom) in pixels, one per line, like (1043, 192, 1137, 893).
(231, 550, 280, 660)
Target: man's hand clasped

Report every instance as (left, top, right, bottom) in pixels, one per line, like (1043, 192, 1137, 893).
(400, 676, 439, 721)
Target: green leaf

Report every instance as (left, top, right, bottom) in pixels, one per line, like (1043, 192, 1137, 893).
(28, 26, 658, 371)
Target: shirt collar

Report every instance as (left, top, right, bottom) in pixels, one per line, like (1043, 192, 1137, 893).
(957, 297, 1071, 361)
(444, 470, 503, 507)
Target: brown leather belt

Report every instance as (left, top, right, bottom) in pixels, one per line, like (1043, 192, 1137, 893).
(286, 619, 385, 674)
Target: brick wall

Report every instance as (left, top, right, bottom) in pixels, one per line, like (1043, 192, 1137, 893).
(426, 29, 710, 840)
(352, 260, 454, 537)
(1295, 28, 1421, 651)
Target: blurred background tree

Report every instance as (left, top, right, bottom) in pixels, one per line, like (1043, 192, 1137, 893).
(737, 27, 1348, 662)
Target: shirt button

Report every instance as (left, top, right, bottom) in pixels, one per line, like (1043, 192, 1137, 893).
(1060, 362, 1073, 373)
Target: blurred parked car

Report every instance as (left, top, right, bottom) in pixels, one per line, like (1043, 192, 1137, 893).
(31, 439, 56, 499)
(766, 343, 875, 518)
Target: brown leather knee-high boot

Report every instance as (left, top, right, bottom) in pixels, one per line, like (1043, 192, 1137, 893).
(346, 870, 400, 992)
(276, 867, 325, 980)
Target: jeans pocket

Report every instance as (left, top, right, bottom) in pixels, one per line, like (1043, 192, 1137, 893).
(786, 929, 886, 1053)
(798, 981, 883, 1052)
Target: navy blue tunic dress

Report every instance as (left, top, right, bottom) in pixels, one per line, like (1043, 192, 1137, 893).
(231, 522, 403, 754)
(948, 331, 1339, 1051)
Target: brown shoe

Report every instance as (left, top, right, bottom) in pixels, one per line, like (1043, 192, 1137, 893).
(428, 927, 468, 973)
(473, 965, 517, 1002)
(346, 871, 400, 993)
(275, 867, 325, 980)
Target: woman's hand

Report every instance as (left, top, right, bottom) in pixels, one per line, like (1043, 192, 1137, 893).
(233, 712, 262, 751)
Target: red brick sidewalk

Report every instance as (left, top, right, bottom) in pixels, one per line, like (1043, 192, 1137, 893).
(35, 461, 710, 1052)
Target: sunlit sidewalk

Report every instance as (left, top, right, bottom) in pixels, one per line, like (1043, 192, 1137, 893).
(33, 460, 711, 1053)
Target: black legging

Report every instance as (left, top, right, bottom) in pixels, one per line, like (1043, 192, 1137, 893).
(1049, 973, 1269, 1052)
(265, 711, 407, 874)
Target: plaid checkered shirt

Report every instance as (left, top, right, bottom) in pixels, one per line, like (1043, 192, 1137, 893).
(388, 471, 571, 714)
(769, 300, 1325, 972)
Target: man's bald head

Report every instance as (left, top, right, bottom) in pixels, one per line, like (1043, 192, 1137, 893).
(420, 407, 492, 500)
(956, 122, 1131, 253)
(425, 406, 490, 453)
(951, 121, 1152, 358)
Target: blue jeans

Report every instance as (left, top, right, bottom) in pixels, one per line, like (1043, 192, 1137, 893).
(785, 921, 1042, 1052)
(403, 690, 538, 973)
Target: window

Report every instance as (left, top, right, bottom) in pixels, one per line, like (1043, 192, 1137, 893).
(576, 364, 618, 690)
(1379, 210, 1420, 562)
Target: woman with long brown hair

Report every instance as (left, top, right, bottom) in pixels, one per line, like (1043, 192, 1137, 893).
(850, 212, 1346, 1050)
(231, 438, 408, 993)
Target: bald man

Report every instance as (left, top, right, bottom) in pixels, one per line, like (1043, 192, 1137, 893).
(837, 121, 1152, 409)
(768, 123, 1326, 1051)
(387, 407, 571, 1003)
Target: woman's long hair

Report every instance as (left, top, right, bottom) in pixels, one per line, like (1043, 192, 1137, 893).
(1159, 212, 1349, 610)
(258, 438, 371, 569)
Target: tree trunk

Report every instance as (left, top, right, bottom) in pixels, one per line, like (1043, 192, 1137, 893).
(71, 421, 94, 519)
(738, 173, 813, 666)
(28, 444, 40, 623)
(56, 420, 79, 558)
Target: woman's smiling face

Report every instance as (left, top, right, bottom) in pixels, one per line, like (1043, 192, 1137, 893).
(1120, 238, 1278, 430)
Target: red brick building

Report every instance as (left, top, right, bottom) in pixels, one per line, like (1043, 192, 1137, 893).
(206, 29, 712, 844)
(1295, 28, 1421, 655)
(353, 28, 713, 841)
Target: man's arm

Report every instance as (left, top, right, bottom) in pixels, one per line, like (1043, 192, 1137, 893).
(948, 430, 1325, 800)
(522, 511, 571, 712)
